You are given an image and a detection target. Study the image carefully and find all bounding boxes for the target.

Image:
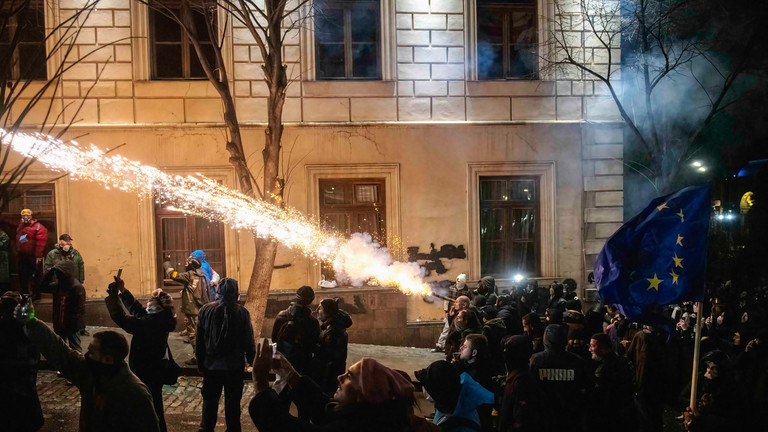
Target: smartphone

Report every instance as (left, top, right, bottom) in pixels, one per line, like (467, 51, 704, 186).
(116, 268, 123, 281)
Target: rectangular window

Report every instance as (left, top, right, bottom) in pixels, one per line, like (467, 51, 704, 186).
(319, 178, 385, 279)
(314, 0, 381, 80)
(479, 176, 539, 277)
(0, 0, 47, 81)
(155, 204, 226, 288)
(149, 0, 217, 80)
(476, 0, 537, 80)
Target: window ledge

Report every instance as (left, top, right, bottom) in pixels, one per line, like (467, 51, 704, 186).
(466, 80, 555, 97)
(302, 80, 396, 97)
(133, 80, 219, 98)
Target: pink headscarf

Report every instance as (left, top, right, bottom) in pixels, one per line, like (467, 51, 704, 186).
(356, 358, 415, 404)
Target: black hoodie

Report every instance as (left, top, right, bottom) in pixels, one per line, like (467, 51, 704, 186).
(314, 310, 353, 395)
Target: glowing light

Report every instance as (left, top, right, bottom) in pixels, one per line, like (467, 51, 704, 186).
(691, 161, 702, 167)
(0, 128, 433, 296)
(726, 213, 734, 221)
(697, 166, 706, 172)
(513, 273, 524, 282)
(717, 214, 725, 221)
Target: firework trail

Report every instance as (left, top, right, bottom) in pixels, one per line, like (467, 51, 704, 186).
(1, 128, 431, 295)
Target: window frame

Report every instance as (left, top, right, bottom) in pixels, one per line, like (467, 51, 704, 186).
(301, 0, 395, 81)
(465, 0, 551, 81)
(478, 176, 540, 277)
(0, 0, 47, 81)
(476, 1, 539, 80)
(313, 0, 382, 80)
(147, 0, 218, 81)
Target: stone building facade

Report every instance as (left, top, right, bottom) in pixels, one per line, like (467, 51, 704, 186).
(3, 0, 624, 342)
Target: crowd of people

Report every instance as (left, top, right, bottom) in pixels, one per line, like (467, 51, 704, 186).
(1, 239, 767, 432)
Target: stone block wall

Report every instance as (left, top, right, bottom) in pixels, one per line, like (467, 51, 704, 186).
(7, 0, 624, 125)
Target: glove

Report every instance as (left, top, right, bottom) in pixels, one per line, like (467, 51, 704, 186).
(107, 279, 124, 296)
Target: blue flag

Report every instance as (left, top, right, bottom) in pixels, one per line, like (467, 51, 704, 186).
(594, 185, 711, 324)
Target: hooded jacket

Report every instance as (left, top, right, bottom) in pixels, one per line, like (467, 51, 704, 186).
(196, 279, 256, 371)
(105, 288, 177, 382)
(315, 310, 353, 395)
(15, 219, 48, 258)
(529, 324, 588, 429)
(174, 267, 209, 316)
(272, 302, 321, 375)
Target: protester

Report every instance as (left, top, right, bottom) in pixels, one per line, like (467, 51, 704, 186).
(15, 209, 48, 294)
(15, 309, 160, 431)
(196, 278, 255, 432)
(445, 308, 482, 362)
(37, 260, 85, 351)
(416, 360, 494, 431)
(272, 285, 321, 376)
(314, 297, 353, 396)
(44, 234, 88, 335)
(450, 334, 495, 431)
(566, 328, 590, 361)
(496, 294, 522, 336)
(0, 291, 43, 432)
(521, 312, 544, 353)
(172, 256, 210, 365)
(435, 274, 468, 352)
(249, 342, 417, 432)
(529, 324, 589, 430)
(474, 276, 497, 299)
(0, 229, 10, 294)
(105, 279, 176, 432)
(478, 306, 507, 376)
(498, 335, 548, 432)
(189, 249, 219, 300)
(585, 333, 636, 431)
(626, 326, 668, 432)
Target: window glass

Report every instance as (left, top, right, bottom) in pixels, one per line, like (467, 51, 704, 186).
(315, 0, 381, 80)
(476, 0, 537, 80)
(149, 1, 216, 80)
(1, 1, 46, 81)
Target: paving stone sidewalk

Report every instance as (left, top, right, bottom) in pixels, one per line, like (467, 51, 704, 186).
(36, 323, 443, 432)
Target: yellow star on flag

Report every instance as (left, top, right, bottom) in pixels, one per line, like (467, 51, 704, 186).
(670, 270, 679, 284)
(647, 273, 663, 290)
(673, 253, 684, 268)
(676, 235, 684, 247)
(677, 209, 684, 222)
(657, 202, 669, 211)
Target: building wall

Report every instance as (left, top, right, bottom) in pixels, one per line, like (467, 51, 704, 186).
(4, 0, 625, 326)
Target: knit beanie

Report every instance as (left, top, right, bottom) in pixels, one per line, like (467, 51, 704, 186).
(320, 298, 340, 316)
(296, 285, 315, 305)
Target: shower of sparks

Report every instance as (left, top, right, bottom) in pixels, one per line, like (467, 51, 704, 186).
(1, 128, 432, 296)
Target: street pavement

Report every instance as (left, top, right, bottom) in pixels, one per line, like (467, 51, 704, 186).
(37, 323, 443, 432)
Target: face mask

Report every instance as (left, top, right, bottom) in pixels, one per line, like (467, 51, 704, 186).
(85, 356, 121, 377)
(62, 245, 71, 252)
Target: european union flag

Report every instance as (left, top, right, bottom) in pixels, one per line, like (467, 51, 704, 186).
(594, 185, 711, 324)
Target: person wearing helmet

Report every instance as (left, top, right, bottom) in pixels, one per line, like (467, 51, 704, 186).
(172, 256, 210, 365)
(15, 209, 48, 294)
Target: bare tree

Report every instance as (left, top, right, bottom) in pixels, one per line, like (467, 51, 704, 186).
(143, 0, 311, 335)
(546, 0, 765, 193)
(1, 0, 125, 209)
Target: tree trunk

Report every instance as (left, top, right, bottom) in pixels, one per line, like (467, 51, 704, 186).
(244, 0, 287, 337)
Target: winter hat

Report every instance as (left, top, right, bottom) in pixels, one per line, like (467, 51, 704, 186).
(218, 278, 239, 303)
(296, 285, 315, 305)
(503, 335, 533, 372)
(414, 360, 460, 413)
(456, 273, 467, 284)
(150, 289, 174, 310)
(320, 298, 340, 316)
(473, 294, 487, 308)
(356, 358, 415, 404)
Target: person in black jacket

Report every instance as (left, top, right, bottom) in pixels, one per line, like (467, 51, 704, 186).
(271, 285, 321, 376)
(106, 280, 176, 432)
(249, 342, 417, 432)
(529, 324, 588, 430)
(585, 333, 635, 431)
(496, 295, 523, 336)
(0, 291, 43, 432)
(196, 278, 256, 432)
(498, 335, 549, 432)
(314, 298, 353, 396)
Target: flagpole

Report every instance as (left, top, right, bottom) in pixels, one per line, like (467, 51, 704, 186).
(689, 300, 704, 409)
